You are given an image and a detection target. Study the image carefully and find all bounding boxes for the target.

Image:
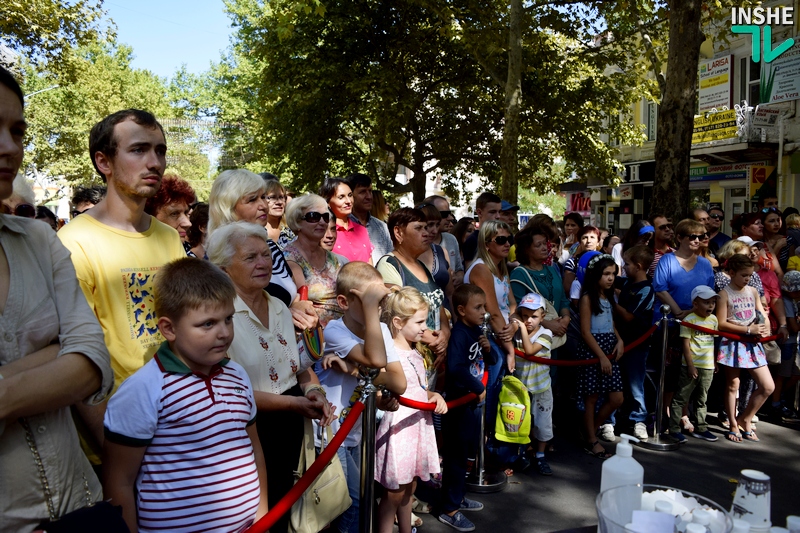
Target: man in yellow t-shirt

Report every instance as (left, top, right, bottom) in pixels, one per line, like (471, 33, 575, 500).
(59, 109, 185, 463)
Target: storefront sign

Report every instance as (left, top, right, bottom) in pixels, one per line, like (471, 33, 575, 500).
(619, 185, 633, 200)
(698, 55, 733, 112)
(752, 106, 781, 127)
(567, 192, 591, 216)
(749, 166, 776, 199)
(689, 161, 769, 182)
(692, 109, 739, 143)
(762, 41, 800, 104)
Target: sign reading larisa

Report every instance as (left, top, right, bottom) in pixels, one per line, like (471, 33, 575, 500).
(731, 7, 794, 63)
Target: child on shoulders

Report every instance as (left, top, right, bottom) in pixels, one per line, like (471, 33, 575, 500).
(103, 258, 268, 533)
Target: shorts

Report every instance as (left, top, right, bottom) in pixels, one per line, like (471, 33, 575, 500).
(530, 388, 554, 442)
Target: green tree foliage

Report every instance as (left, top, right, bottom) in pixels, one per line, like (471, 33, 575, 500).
(0, 0, 108, 69)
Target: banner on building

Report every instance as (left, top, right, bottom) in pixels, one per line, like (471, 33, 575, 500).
(692, 109, 738, 143)
(761, 42, 800, 104)
(690, 161, 769, 182)
(567, 192, 591, 216)
(698, 55, 732, 112)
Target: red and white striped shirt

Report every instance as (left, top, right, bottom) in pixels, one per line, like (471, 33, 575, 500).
(105, 342, 261, 533)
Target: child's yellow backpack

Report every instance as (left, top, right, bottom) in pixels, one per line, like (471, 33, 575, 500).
(494, 375, 531, 444)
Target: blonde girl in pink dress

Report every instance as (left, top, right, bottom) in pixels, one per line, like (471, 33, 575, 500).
(376, 288, 447, 533)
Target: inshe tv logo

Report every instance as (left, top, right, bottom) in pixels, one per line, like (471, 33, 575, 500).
(731, 7, 794, 62)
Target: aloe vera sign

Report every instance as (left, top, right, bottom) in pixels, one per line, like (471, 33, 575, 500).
(760, 41, 800, 104)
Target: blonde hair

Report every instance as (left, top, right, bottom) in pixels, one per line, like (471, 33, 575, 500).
(716, 239, 751, 262)
(336, 261, 383, 298)
(476, 220, 511, 280)
(285, 193, 328, 233)
(786, 213, 800, 229)
(264, 179, 289, 230)
(382, 287, 429, 336)
(154, 257, 236, 321)
(208, 169, 267, 235)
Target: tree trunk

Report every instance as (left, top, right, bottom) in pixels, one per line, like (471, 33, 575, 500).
(651, 0, 704, 221)
(500, 0, 522, 204)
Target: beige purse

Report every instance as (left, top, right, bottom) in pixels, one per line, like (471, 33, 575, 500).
(289, 418, 352, 533)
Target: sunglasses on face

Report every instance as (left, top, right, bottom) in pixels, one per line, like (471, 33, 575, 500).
(487, 235, 514, 246)
(439, 210, 452, 218)
(761, 207, 780, 214)
(14, 204, 36, 218)
(682, 233, 709, 241)
(709, 214, 724, 220)
(302, 211, 331, 224)
(658, 223, 674, 231)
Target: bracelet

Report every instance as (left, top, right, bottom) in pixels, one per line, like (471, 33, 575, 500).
(747, 326, 751, 335)
(304, 385, 327, 398)
(779, 324, 788, 329)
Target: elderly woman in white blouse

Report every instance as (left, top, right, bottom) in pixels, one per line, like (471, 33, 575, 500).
(208, 221, 334, 533)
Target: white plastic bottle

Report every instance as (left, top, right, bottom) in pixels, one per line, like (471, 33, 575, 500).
(600, 434, 643, 527)
(732, 518, 751, 532)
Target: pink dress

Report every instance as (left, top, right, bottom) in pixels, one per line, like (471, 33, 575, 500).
(374, 347, 440, 489)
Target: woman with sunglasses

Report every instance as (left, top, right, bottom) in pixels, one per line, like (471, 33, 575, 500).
(653, 219, 716, 418)
(208, 169, 318, 330)
(284, 194, 347, 328)
(464, 220, 518, 432)
(320, 177, 373, 264)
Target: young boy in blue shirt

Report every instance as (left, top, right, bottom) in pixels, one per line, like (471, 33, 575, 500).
(439, 284, 496, 532)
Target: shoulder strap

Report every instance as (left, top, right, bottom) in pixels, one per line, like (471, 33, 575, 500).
(511, 266, 541, 296)
(382, 253, 405, 285)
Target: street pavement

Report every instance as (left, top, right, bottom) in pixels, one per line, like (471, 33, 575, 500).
(414, 413, 799, 533)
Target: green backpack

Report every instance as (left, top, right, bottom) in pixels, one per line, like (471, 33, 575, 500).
(494, 375, 531, 445)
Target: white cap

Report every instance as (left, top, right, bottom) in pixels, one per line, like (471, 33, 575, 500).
(691, 285, 718, 301)
(654, 500, 673, 514)
(733, 518, 752, 532)
(518, 292, 545, 312)
(737, 236, 765, 247)
(692, 509, 711, 525)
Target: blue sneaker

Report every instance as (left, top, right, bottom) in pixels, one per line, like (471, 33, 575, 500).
(691, 430, 719, 442)
(670, 432, 687, 443)
(439, 511, 476, 532)
(459, 497, 484, 511)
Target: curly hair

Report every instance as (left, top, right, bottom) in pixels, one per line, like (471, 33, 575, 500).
(144, 174, 196, 216)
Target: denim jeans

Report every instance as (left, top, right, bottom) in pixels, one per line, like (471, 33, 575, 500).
(335, 444, 361, 533)
(624, 346, 649, 424)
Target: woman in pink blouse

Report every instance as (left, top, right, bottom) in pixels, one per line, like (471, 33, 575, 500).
(320, 178, 373, 264)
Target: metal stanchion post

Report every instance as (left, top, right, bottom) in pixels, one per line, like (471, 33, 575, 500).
(637, 304, 680, 451)
(466, 312, 508, 493)
(359, 368, 379, 533)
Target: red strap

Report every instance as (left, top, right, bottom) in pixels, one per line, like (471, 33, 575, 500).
(397, 372, 489, 411)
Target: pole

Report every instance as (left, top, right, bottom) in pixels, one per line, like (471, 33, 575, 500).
(637, 304, 680, 451)
(359, 368, 379, 533)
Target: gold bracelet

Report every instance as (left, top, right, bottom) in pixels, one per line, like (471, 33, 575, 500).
(304, 385, 327, 398)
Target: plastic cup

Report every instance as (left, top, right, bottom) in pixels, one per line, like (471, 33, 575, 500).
(597, 484, 733, 533)
(731, 470, 771, 531)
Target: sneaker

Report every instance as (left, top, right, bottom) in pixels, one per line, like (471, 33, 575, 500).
(751, 414, 759, 423)
(598, 423, 616, 442)
(439, 511, 476, 532)
(691, 430, 719, 442)
(536, 457, 553, 476)
(459, 497, 484, 512)
(773, 404, 800, 422)
(669, 432, 687, 443)
(633, 422, 649, 441)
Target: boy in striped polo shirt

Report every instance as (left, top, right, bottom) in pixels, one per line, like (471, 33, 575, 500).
(512, 293, 555, 476)
(103, 258, 268, 533)
(668, 285, 719, 443)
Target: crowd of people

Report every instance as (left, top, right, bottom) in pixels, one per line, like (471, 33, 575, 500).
(3, 63, 800, 533)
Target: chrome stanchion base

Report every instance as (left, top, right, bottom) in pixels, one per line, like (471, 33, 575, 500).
(635, 433, 680, 451)
(466, 469, 508, 493)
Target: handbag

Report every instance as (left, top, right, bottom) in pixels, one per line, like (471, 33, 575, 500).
(21, 419, 129, 533)
(289, 418, 352, 533)
(511, 267, 567, 349)
(763, 340, 782, 365)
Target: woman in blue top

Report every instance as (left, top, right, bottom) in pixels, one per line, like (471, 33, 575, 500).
(653, 218, 715, 415)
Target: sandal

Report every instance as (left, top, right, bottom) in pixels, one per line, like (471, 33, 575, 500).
(741, 429, 759, 442)
(681, 415, 695, 433)
(412, 498, 432, 514)
(584, 441, 613, 459)
(396, 513, 423, 527)
(725, 431, 742, 443)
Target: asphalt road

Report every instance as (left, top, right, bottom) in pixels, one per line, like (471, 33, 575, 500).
(412, 413, 799, 533)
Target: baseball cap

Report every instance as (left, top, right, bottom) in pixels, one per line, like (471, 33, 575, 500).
(736, 236, 765, 247)
(691, 285, 718, 301)
(501, 200, 520, 212)
(782, 270, 800, 293)
(518, 292, 545, 312)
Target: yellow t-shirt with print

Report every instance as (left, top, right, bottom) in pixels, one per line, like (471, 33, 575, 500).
(59, 214, 186, 389)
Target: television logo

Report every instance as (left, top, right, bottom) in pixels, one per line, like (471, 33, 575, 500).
(731, 7, 794, 62)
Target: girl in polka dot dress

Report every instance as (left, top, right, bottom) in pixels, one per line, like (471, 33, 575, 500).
(577, 254, 625, 459)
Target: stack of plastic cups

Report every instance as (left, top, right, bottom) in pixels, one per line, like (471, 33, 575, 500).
(730, 470, 771, 532)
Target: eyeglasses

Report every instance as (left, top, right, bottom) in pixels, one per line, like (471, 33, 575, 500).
(302, 211, 331, 224)
(14, 204, 36, 218)
(266, 195, 286, 203)
(682, 233, 709, 241)
(658, 223, 674, 231)
(709, 214, 724, 220)
(439, 210, 452, 218)
(761, 207, 780, 214)
(487, 235, 514, 246)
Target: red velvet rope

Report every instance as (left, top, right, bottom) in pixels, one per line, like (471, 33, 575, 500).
(676, 319, 779, 343)
(245, 401, 366, 533)
(396, 372, 489, 411)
